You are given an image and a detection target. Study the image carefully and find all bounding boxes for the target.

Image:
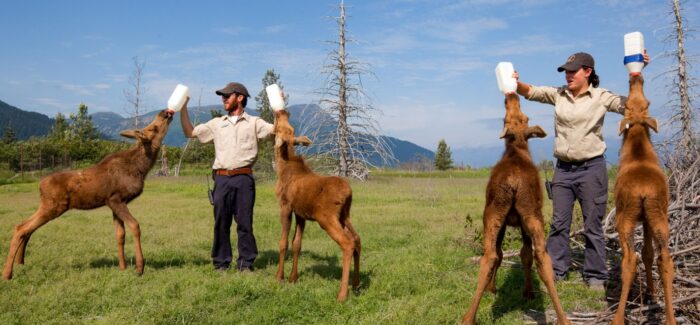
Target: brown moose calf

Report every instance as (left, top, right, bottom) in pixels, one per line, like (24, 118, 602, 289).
(3, 110, 173, 280)
(462, 94, 570, 325)
(272, 109, 361, 302)
(612, 74, 675, 325)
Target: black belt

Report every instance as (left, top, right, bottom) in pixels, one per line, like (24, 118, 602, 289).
(557, 155, 604, 168)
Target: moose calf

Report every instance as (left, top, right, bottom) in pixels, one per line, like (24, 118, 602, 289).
(272, 109, 361, 302)
(462, 94, 569, 325)
(612, 74, 675, 325)
(3, 110, 173, 279)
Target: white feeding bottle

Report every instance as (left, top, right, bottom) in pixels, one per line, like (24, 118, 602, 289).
(624, 32, 645, 73)
(265, 84, 285, 111)
(167, 84, 190, 113)
(495, 62, 517, 94)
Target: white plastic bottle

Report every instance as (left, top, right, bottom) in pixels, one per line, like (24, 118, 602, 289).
(265, 84, 285, 111)
(167, 84, 190, 112)
(624, 32, 645, 73)
(495, 62, 517, 94)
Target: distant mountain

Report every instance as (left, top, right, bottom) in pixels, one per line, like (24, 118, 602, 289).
(452, 137, 622, 168)
(0, 100, 53, 139)
(89, 104, 435, 166)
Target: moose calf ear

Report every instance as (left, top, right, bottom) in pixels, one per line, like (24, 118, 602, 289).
(644, 118, 659, 133)
(120, 130, 148, 142)
(120, 130, 139, 139)
(294, 136, 312, 146)
(274, 136, 284, 148)
(526, 125, 547, 139)
(498, 127, 510, 139)
(618, 119, 630, 135)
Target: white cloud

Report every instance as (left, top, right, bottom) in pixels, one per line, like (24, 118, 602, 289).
(34, 97, 68, 110)
(264, 24, 287, 34)
(214, 26, 247, 36)
(418, 18, 508, 44)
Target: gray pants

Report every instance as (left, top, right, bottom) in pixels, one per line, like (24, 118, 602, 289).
(546, 155, 608, 282)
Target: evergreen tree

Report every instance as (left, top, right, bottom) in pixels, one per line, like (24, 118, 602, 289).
(49, 112, 69, 140)
(255, 69, 287, 124)
(68, 103, 99, 141)
(254, 69, 287, 174)
(2, 123, 17, 144)
(434, 139, 453, 171)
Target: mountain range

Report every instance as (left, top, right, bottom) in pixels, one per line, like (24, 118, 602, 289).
(1, 100, 626, 167)
(0, 101, 435, 166)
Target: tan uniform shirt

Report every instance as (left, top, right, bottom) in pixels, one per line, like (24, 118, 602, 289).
(526, 84, 626, 162)
(192, 112, 274, 169)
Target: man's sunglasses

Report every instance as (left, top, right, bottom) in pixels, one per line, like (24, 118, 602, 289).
(222, 93, 239, 100)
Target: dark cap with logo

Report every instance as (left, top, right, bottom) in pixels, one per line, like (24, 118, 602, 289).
(557, 52, 595, 72)
(215, 82, 250, 97)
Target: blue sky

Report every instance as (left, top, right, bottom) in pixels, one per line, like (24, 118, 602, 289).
(1, 0, 698, 151)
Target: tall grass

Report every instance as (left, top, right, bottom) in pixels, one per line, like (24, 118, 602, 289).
(0, 174, 609, 324)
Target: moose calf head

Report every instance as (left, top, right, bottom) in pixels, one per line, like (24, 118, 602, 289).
(273, 110, 312, 159)
(619, 74, 658, 136)
(500, 93, 547, 141)
(119, 109, 173, 147)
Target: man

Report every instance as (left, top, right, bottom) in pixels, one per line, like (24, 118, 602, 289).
(180, 82, 274, 272)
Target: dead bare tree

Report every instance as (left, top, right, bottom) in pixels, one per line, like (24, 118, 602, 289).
(300, 0, 394, 180)
(656, 0, 699, 200)
(174, 88, 203, 177)
(124, 56, 146, 129)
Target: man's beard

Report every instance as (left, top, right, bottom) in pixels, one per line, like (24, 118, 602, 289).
(226, 101, 239, 112)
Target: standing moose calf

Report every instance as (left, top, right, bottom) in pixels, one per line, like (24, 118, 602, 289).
(3, 110, 174, 280)
(272, 109, 361, 302)
(612, 74, 675, 325)
(462, 94, 570, 325)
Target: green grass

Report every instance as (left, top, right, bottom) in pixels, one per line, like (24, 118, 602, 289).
(0, 174, 610, 324)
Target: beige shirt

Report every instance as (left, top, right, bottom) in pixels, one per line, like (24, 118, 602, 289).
(526, 84, 626, 162)
(192, 112, 274, 169)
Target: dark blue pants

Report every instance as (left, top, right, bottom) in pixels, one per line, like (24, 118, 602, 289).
(546, 155, 609, 282)
(212, 174, 257, 270)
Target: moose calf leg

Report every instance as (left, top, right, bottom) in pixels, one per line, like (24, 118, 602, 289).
(653, 223, 676, 325)
(276, 209, 292, 281)
(289, 217, 306, 283)
(113, 214, 127, 270)
(344, 221, 361, 289)
(641, 224, 655, 300)
(462, 215, 503, 325)
(3, 205, 63, 280)
(520, 230, 535, 299)
(613, 225, 637, 325)
(323, 219, 355, 302)
(109, 202, 144, 275)
(522, 217, 569, 325)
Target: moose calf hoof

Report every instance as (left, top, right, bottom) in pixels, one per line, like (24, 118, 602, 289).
(336, 293, 348, 302)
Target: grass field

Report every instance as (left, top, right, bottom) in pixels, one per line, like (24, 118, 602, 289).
(0, 171, 612, 324)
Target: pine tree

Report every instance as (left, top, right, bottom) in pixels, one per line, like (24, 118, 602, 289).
(434, 139, 453, 171)
(255, 69, 287, 124)
(69, 103, 99, 141)
(2, 123, 17, 144)
(49, 112, 69, 140)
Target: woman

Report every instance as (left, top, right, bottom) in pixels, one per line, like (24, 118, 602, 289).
(513, 51, 649, 289)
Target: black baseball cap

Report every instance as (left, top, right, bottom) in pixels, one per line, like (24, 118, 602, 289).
(557, 52, 595, 72)
(215, 82, 250, 97)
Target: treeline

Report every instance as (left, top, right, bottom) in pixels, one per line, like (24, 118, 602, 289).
(0, 103, 216, 175)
